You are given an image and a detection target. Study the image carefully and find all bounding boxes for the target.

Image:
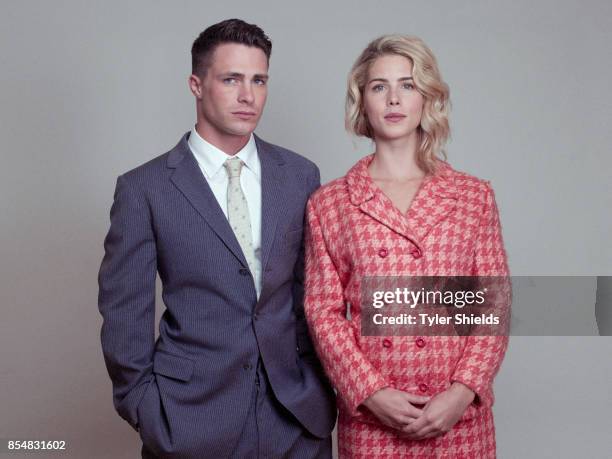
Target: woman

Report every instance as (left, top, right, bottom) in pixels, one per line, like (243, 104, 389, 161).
(304, 35, 509, 458)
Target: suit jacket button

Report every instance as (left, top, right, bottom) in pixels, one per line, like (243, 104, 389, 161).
(378, 248, 388, 258)
(418, 383, 429, 392)
(243, 363, 252, 370)
(239, 268, 249, 276)
(416, 337, 426, 348)
(382, 339, 392, 348)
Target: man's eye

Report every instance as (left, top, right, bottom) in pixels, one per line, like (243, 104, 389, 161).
(254, 79, 267, 85)
(223, 78, 237, 84)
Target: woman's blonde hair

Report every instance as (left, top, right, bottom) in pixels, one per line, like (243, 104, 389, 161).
(346, 35, 450, 174)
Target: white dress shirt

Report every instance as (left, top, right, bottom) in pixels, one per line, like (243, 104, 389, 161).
(188, 127, 262, 298)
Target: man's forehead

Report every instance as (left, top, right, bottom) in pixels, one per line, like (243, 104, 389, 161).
(211, 43, 268, 64)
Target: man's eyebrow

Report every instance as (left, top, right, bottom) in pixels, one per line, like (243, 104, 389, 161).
(367, 76, 414, 84)
(222, 72, 245, 78)
(220, 72, 269, 80)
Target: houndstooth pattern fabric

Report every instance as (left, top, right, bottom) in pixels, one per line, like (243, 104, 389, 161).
(304, 155, 510, 458)
(224, 158, 257, 279)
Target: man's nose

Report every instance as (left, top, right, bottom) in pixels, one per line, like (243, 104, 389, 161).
(238, 84, 255, 104)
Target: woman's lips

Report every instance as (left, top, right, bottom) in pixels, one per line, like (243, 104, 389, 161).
(384, 113, 406, 122)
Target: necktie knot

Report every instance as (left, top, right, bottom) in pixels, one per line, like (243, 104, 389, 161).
(224, 157, 244, 178)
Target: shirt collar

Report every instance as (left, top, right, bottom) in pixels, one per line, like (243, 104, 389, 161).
(188, 127, 259, 179)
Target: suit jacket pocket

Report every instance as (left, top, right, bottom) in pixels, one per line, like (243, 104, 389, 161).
(284, 227, 303, 247)
(153, 351, 195, 382)
(136, 378, 168, 454)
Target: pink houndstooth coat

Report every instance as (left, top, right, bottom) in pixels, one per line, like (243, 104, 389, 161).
(304, 155, 510, 458)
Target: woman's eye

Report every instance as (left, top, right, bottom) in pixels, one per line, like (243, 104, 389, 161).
(403, 83, 414, 90)
(372, 84, 385, 92)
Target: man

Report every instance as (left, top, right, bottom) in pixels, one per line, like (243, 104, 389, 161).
(98, 19, 336, 458)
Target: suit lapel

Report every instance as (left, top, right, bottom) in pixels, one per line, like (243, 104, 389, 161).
(256, 135, 286, 279)
(167, 133, 249, 268)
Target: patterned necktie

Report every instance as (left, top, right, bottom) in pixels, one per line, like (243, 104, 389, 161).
(224, 157, 256, 278)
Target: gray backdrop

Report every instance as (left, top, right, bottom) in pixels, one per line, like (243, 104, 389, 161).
(1, 1, 611, 458)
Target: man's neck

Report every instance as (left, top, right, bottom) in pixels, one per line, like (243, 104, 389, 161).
(194, 122, 250, 156)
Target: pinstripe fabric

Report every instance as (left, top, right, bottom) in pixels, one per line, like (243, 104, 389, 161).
(304, 155, 509, 458)
(98, 133, 336, 458)
(230, 360, 332, 459)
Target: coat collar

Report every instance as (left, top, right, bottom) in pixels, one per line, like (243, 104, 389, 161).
(346, 154, 458, 204)
(345, 154, 458, 245)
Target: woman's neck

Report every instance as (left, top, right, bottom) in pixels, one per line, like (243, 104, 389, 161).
(369, 133, 424, 181)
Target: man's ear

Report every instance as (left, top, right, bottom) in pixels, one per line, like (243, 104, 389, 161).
(188, 74, 202, 99)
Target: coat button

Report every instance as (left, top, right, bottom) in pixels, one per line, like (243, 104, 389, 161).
(418, 383, 429, 393)
(416, 337, 426, 348)
(239, 267, 249, 275)
(411, 248, 422, 259)
(378, 248, 388, 258)
(243, 363, 252, 370)
(382, 339, 392, 348)
(253, 314, 259, 321)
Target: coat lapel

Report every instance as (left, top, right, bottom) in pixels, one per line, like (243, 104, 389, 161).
(405, 168, 457, 242)
(255, 135, 287, 279)
(347, 155, 457, 248)
(167, 133, 249, 268)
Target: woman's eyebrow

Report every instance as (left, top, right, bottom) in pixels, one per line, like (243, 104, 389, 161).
(368, 76, 414, 83)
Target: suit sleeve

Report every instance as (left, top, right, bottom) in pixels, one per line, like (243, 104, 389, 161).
(292, 165, 321, 360)
(450, 182, 510, 410)
(304, 197, 389, 417)
(98, 175, 157, 431)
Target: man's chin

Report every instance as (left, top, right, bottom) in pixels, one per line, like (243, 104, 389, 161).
(225, 124, 257, 138)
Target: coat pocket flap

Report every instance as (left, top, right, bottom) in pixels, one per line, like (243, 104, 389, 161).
(153, 351, 195, 382)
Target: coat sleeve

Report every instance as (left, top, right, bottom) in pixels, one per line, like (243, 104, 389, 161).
(98, 175, 157, 431)
(304, 197, 389, 417)
(450, 182, 510, 410)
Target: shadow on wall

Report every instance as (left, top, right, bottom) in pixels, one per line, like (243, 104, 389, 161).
(596, 276, 612, 336)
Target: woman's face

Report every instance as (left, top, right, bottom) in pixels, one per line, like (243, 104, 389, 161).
(362, 54, 424, 143)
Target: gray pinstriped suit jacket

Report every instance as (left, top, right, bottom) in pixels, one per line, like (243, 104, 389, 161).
(98, 133, 336, 457)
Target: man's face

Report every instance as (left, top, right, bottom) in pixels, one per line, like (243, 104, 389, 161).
(191, 43, 269, 141)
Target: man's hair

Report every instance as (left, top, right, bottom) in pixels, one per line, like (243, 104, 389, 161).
(191, 19, 272, 75)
